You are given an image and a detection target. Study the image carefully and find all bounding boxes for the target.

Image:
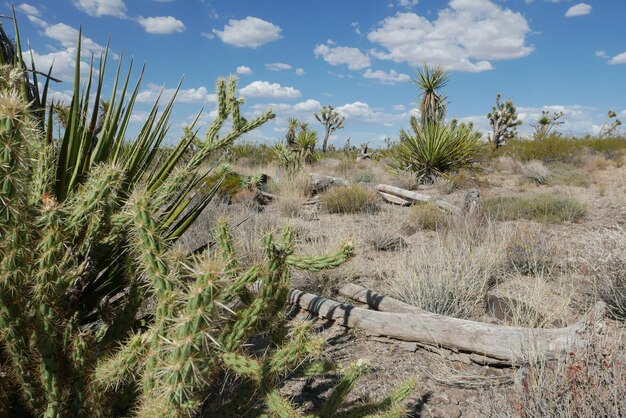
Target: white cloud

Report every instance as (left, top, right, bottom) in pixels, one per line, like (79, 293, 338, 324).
(565, 3, 592, 17)
(200, 32, 215, 39)
(363, 68, 410, 84)
(351, 21, 361, 35)
(24, 48, 92, 82)
(17, 3, 40, 16)
(295, 68, 305, 76)
(609, 52, 626, 65)
(236, 65, 253, 75)
(516, 104, 603, 136)
(393, 104, 406, 111)
(367, 1, 533, 72)
(336, 101, 407, 125)
(397, 0, 419, 7)
(240, 81, 301, 99)
(595, 50, 607, 58)
(137, 16, 185, 34)
(314, 42, 371, 70)
(213, 17, 282, 48)
(137, 83, 216, 104)
(265, 62, 292, 71)
(74, 0, 127, 18)
(44, 23, 111, 57)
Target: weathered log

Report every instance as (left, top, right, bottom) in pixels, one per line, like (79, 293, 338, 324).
(339, 283, 421, 314)
(375, 184, 460, 213)
(309, 173, 349, 195)
(378, 191, 411, 207)
(289, 286, 606, 363)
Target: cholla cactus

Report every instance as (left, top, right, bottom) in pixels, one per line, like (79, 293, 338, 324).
(315, 105, 345, 152)
(487, 94, 521, 148)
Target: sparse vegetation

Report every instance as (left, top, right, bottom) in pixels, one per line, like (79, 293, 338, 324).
(409, 202, 450, 230)
(483, 194, 587, 223)
(321, 183, 381, 214)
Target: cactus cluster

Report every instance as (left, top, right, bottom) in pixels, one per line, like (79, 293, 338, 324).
(0, 15, 415, 417)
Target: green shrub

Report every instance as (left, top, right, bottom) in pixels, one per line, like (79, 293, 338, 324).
(484, 194, 587, 223)
(352, 168, 376, 183)
(389, 118, 485, 184)
(504, 136, 626, 164)
(547, 163, 589, 187)
(321, 183, 380, 214)
(409, 202, 449, 230)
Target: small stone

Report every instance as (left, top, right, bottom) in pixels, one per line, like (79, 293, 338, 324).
(434, 405, 462, 418)
(400, 341, 419, 352)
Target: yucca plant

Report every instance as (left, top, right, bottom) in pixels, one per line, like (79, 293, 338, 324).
(413, 64, 448, 127)
(390, 117, 484, 184)
(1, 13, 416, 417)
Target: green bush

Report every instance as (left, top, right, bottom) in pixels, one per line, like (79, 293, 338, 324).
(547, 163, 589, 187)
(483, 194, 587, 223)
(321, 183, 381, 214)
(503, 136, 626, 164)
(390, 118, 485, 184)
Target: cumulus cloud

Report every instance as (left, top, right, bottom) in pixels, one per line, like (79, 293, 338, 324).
(397, 0, 418, 8)
(363, 68, 410, 84)
(43, 23, 111, 57)
(367, 0, 533, 72)
(336, 101, 408, 126)
(137, 83, 216, 104)
(137, 16, 185, 34)
(517, 104, 604, 136)
(213, 17, 282, 48)
(74, 0, 127, 18)
(609, 52, 626, 65)
(236, 65, 253, 75)
(314, 42, 371, 70)
(240, 81, 301, 99)
(565, 3, 592, 17)
(295, 68, 305, 76)
(24, 48, 92, 82)
(265, 62, 292, 71)
(17, 3, 40, 16)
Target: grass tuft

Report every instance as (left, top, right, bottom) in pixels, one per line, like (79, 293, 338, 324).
(483, 193, 586, 223)
(321, 183, 381, 214)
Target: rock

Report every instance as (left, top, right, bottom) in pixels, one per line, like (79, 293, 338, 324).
(433, 405, 462, 418)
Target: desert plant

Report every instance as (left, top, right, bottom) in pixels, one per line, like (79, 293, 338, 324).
(273, 142, 305, 178)
(599, 110, 622, 138)
(531, 110, 565, 141)
(483, 194, 586, 223)
(390, 118, 484, 184)
(520, 160, 550, 185)
(413, 64, 448, 127)
(408, 202, 450, 231)
(0, 48, 417, 418)
(487, 93, 521, 148)
(321, 183, 380, 214)
(315, 105, 345, 152)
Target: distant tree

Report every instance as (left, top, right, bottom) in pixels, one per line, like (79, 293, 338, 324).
(487, 94, 521, 148)
(531, 110, 564, 140)
(413, 64, 448, 127)
(315, 105, 345, 152)
(599, 110, 622, 138)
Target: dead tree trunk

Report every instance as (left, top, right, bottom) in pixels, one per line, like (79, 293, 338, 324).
(289, 285, 606, 363)
(375, 184, 460, 213)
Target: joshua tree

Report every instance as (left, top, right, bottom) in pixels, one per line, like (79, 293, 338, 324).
(487, 94, 521, 148)
(315, 105, 345, 152)
(599, 110, 622, 138)
(413, 64, 448, 127)
(531, 110, 565, 140)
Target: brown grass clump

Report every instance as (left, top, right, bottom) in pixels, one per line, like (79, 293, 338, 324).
(520, 160, 550, 185)
(546, 163, 589, 187)
(486, 330, 626, 417)
(483, 193, 586, 223)
(321, 183, 381, 214)
(271, 171, 312, 218)
(408, 202, 450, 231)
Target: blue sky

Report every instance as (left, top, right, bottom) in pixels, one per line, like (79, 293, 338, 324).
(8, 0, 626, 146)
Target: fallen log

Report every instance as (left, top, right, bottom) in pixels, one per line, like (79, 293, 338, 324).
(309, 173, 349, 195)
(289, 287, 606, 363)
(339, 283, 421, 314)
(378, 191, 411, 207)
(375, 184, 460, 213)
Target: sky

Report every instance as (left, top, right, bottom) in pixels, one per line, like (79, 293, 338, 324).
(6, 0, 626, 147)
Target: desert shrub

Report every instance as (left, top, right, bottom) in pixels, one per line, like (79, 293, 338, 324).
(229, 142, 274, 167)
(519, 160, 550, 185)
(505, 136, 582, 164)
(389, 119, 485, 184)
(505, 227, 557, 276)
(271, 171, 312, 218)
(483, 194, 586, 223)
(384, 222, 508, 319)
(321, 183, 381, 214)
(409, 202, 450, 231)
(583, 136, 626, 160)
(487, 332, 626, 417)
(546, 162, 589, 187)
(351, 168, 376, 183)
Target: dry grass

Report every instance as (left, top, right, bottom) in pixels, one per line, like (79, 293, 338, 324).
(485, 329, 626, 417)
(383, 221, 509, 319)
(321, 183, 381, 214)
(520, 160, 550, 185)
(408, 202, 450, 231)
(270, 171, 312, 218)
(483, 193, 587, 223)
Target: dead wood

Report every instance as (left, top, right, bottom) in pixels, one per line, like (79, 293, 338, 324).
(375, 184, 460, 213)
(289, 285, 606, 364)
